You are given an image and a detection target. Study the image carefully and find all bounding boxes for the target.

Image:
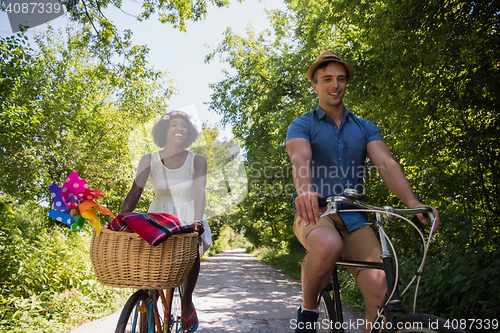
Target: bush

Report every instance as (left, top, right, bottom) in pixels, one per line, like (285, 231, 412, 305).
(399, 244, 500, 323)
(0, 197, 128, 333)
(252, 245, 305, 281)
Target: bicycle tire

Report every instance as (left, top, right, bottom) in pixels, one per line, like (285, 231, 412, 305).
(393, 314, 467, 333)
(318, 290, 335, 332)
(115, 289, 150, 333)
(166, 286, 183, 333)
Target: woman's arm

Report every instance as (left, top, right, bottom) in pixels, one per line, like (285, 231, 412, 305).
(120, 154, 151, 214)
(121, 182, 144, 214)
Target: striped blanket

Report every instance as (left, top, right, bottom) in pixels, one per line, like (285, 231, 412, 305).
(107, 212, 193, 246)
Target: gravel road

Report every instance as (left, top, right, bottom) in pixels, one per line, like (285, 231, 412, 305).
(69, 248, 363, 332)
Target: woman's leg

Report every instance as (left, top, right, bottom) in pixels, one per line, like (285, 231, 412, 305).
(181, 253, 200, 332)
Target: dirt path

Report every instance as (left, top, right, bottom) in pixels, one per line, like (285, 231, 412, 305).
(69, 248, 363, 332)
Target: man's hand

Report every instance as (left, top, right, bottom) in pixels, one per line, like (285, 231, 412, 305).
(412, 205, 440, 236)
(295, 192, 323, 225)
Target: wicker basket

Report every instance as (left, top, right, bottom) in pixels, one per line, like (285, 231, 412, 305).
(90, 229, 198, 289)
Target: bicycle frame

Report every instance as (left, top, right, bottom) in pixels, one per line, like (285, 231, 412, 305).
(132, 290, 159, 333)
(123, 288, 180, 333)
(319, 191, 435, 333)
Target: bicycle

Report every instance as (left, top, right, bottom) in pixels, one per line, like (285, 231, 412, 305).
(315, 189, 466, 333)
(115, 286, 184, 333)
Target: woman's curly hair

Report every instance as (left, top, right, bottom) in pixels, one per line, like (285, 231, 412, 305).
(152, 111, 199, 148)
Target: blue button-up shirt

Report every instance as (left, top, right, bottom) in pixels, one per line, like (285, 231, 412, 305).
(286, 106, 384, 231)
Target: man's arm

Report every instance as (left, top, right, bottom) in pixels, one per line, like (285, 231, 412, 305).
(286, 138, 322, 225)
(366, 140, 440, 233)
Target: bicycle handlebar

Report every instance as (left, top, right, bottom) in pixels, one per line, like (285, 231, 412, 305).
(318, 190, 433, 216)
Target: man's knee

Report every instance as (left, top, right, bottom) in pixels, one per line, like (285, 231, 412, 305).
(305, 227, 342, 263)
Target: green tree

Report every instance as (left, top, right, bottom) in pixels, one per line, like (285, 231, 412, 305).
(205, 22, 315, 248)
(0, 27, 173, 214)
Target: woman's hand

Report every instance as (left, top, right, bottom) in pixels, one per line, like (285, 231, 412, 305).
(192, 221, 204, 235)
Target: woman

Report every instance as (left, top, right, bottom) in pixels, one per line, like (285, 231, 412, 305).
(121, 110, 211, 333)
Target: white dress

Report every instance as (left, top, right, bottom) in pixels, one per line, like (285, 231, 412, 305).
(144, 150, 211, 254)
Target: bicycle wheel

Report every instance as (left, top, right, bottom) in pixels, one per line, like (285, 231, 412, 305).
(393, 314, 467, 333)
(166, 286, 183, 333)
(318, 290, 335, 332)
(116, 290, 150, 333)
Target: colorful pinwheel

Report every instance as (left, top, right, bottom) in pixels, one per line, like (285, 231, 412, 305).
(47, 171, 115, 235)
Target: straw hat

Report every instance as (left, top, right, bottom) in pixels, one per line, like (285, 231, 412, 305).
(306, 50, 354, 82)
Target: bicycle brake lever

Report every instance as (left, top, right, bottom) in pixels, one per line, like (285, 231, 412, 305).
(320, 201, 337, 217)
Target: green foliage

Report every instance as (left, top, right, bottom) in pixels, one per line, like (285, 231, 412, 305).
(206, 24, 310, 249)
(192, 124, 251, 255)
(191, 123, 248, 220)
(206, 0, 499, 324)
(252, 246, 305, 281)
(0, 197, 129, 333)
(203, 222, 251, 257)
(0, 28, 170, 330)
(0, 28, 172, 216)
(389, 209, 500, 321)
(411, 245, 500, 320)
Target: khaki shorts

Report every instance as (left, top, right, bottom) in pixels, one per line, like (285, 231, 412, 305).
(293, 212, 382, 279)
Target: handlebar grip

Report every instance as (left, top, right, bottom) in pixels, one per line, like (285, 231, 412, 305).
(318, 197, 328, 207)
(411, 212, 429, 224)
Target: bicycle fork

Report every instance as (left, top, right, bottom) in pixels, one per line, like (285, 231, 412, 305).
(375, 213, 409, 332)
(149, 293, 156, 332)
(377, 212, 402, 305)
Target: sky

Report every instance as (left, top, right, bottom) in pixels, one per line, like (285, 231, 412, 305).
(0, 0, 286, 139)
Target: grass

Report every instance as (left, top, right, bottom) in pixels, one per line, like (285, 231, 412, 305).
(0, 208, 130, 332)
(251, 246, 306, 280)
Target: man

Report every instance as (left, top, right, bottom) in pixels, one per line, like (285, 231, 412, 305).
(286, 51, 440, 333)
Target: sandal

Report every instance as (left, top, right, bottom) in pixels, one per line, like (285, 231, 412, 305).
(181, 302, 199, 333)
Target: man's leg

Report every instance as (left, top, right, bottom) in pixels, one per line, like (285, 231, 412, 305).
(336, 223, 387, 333)
(356, 266, 387, 333)
(302, 226, 343, 310)
(293, 213, 343, 332)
